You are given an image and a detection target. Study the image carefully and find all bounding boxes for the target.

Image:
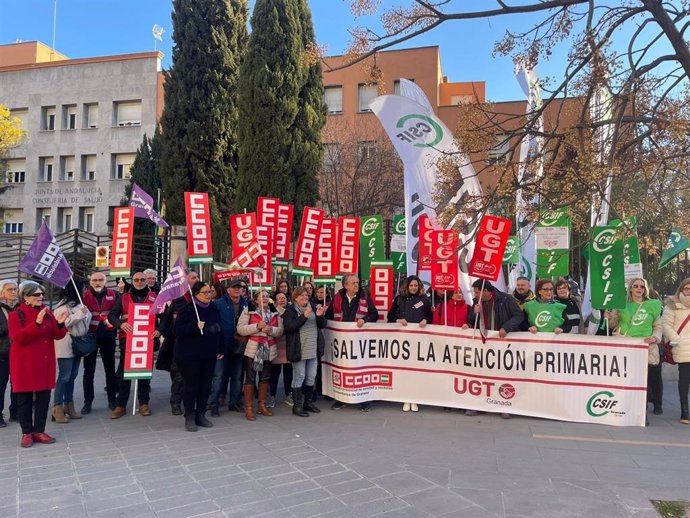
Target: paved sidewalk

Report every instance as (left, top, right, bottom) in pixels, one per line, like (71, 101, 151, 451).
(1, 366, 689, 518)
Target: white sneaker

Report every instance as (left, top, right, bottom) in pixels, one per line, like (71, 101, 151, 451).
(411, 404, 419, 412)
(266, 396, 276, 408)
(402, 402, 411, 412)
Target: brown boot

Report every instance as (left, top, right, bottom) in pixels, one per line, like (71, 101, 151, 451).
(111, 406, 126, 419)
(139, 404, 151, 416)
(258, 382, 273, 417)
(244, 384, 255, 421)
(51, 405, 69, 424)
(65, 402, 82, 419)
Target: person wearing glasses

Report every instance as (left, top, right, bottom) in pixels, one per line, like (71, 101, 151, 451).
(108, 271, 158, 419)
(210, 279, 248, 416)
(236, 289, 284, 421)
(554, 278, 582, 334)
(173, 281, 223, 431)
(8, 281, 68, 447)
(607, 278, 663, 420)
(0, 279, 19, 427)
(524, 279, 575, 334)
(662, 278, 690, 424)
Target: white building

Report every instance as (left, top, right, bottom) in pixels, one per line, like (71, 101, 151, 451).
(0, 41, 162, 235)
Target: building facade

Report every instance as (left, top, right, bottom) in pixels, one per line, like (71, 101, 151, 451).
(0, 41, 163, 235)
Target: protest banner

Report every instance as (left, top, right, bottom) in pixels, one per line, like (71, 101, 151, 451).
(337, 216, 360, 275)
(370, 261, 394, 321)
(431, 230, 459, 291)
(589, 226, 627, 309)
(359, 215, 385, 281)
(390, 215, 407, 273)
(19, 220, 74, 288)
(257, 196, 279, 256)
(123, 303, 156, 380)
(273, 203, 294, 267)
(659, 228, 690, 268)
(110, 207, 135, 277)
(610, 217, 643, 281)
(416, 214, 435, 272)
(502, 236, 520, 264)
(535, 208, 570, 278)
(230, 213, 259, 265)
(468, 216, 512, 282)
(150, 256, 188, 314)
(184, 192, 213, 264)
(250, 227, 272, 285)
(322, 322, 647, 426)
(130, 183, 168, 228)
(213, 269, 247, 284)
(293, 207, 324, 277)
(315, 217, 337, 284)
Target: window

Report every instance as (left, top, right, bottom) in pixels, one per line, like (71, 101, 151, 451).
(36, 208, 51, 230)
(358, 84, 377, 112)
(357, 141, 378, 163)
(60, 156, 75, 181)
(62, 105, 77, 129)
(114, 100, 142, 126)
(84, 103, 99, 128)
(487, 134, 511, 165)
(324, 86, 343, 114)
(57, 208, 73, 232)
(81, 154, 97, 180)
(79, 207, 95, 232)
(6, 159, 26, 183)
(322, 143, 341, 172)
(10, 108, 28, 130)
(41, 106, 56, 131)
(2, 209, 23, 234)
(112, 153, 136, 179)
(39, 157, 54, 182)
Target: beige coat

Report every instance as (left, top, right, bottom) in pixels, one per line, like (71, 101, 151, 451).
(663, 295, 690, 364)
(237, 307, 284, 361)
(53, 303, 90, 359)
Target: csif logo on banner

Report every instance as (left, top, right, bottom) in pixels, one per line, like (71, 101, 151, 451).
(395, 114, 443, 148)
(539, 209, 564, 227)
(592, 228, 618, 253)
(535, 311, 553, 328)
(361, 217, 380, 237)
(394, 216, 406, 234)
(586, 390, 624, 417)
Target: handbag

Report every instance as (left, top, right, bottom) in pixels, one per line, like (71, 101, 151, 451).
(663, 311, 690, 365)
(71, 332, 97, 357)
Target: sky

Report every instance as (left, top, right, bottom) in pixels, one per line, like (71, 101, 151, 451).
(0, 0, 584, 101)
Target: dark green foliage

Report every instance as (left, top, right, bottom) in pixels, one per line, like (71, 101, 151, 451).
(236, 0, 325, 229)
(160, 0, 248, 255)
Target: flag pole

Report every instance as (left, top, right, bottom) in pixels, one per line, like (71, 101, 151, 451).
(70, 276, 83, 306)
(132, 381, 138, 416)
(444, 291, 447, 326)
(188, 284, 203, 335)
(472, 279, 486, 338)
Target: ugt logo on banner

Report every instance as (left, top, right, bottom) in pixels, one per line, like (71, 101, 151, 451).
(469, 216, 512, 281)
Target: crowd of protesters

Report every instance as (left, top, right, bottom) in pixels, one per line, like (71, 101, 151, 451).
(2, 269, 689, 448)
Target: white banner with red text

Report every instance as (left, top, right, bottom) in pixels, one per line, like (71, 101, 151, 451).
(322, 322, 648, 427)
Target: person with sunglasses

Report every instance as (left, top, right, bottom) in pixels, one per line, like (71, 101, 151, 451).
(173, 281, 223, 431)
(606, 278, 663, 421)
(108, 271, 158, 419)
(524, 279, 574, 334)
(8, 281, 68, 447)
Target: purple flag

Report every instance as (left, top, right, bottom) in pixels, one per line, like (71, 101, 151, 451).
(129, 183, 169, 228)
(19, 221, 73, 289)
(150, 256, 189, 314)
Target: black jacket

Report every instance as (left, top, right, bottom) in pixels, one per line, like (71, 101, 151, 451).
(473, 289, 524, 333)
(283, 302, 326, 362)
(387, 294, 433, 324)
(0, 302, 15, 358)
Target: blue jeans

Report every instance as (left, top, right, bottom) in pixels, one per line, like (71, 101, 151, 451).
(210, 353, 243, 407)
(292, 358, 318, 388)
(55, 357, 81, 405)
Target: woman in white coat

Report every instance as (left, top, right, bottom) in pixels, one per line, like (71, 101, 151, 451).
(662, 278, 690, 424)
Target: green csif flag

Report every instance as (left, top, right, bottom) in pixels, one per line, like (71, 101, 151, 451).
(589, 226, 627, 309)
(535, 208, 570, 278)
(390, 214, 407, 273)
(659, 229, 690, 268)
(360, 215, 385, 281)
(609, 217, 643, 280)
(503, 235, 520, 264)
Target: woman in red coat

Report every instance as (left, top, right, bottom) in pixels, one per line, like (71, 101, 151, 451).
(432, 290, 473, 328)
(9, 281, 67, 448)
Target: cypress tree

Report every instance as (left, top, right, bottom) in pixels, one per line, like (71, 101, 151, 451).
(290, 0, 326, 222)
(235, 0, 306, 218)
(160, 0, 248, 253)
